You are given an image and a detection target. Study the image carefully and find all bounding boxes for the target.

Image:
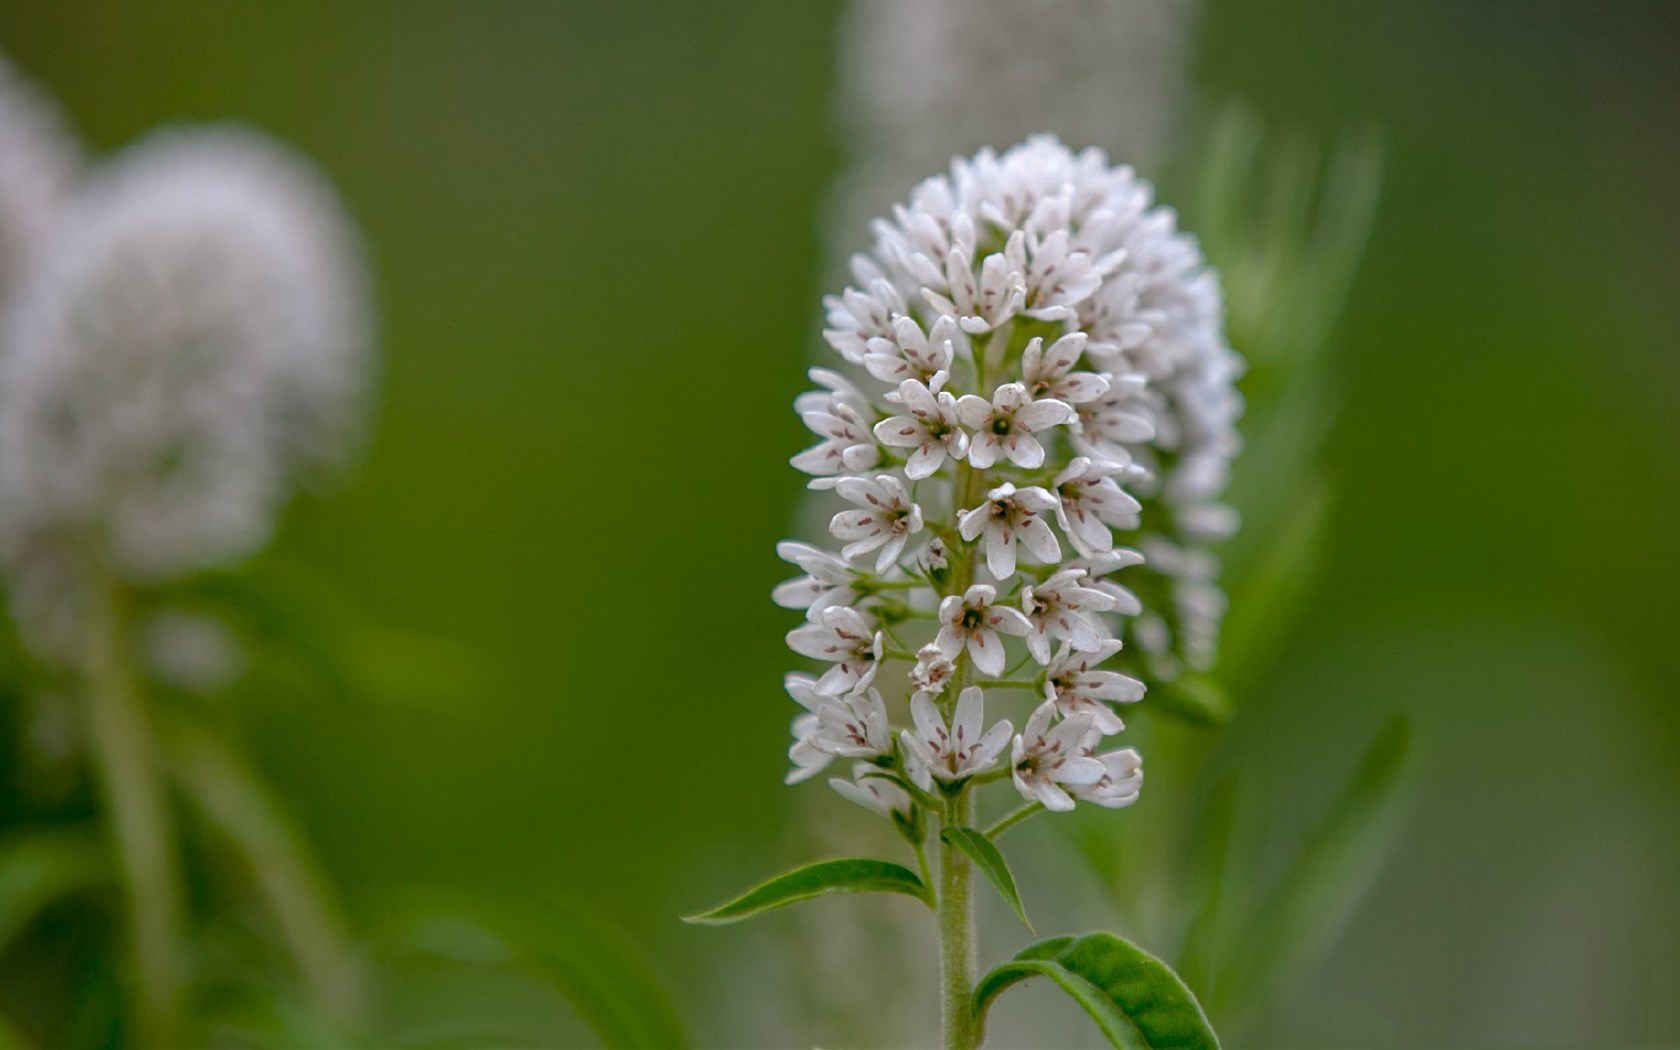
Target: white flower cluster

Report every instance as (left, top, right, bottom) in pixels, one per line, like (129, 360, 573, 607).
(0, 62, 372, 659)
(0, 56, 79, 300)
(776, 136, 1241, 820)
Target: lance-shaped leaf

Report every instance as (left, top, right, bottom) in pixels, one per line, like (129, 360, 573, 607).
(1176, 775, 1240, 1002)
(975, 932, 1220, 1049)
(682, 858, 932, 925)
(940, 826, 1031, 931)
(1213, 714, 1414, 1025)
(1220, 477, 1334, 683)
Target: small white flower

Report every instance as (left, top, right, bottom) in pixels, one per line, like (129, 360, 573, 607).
(1067, 548, 1145, 615)
(901, 686, 1012, 781)
(863, 313, 959, 386)
(793, 366, 872, 418)
(920, 245, 1025, 335)
(957, 482, 1060, 580)
(1073, 371, 1156, 461)
(922, 535, 950, 574)
(786, 605, 883, 696)
(829, 761, 913, 818)
(1019, 568, 1116, 664)
(1020, 332, 1110, 406)
(933, 583, 1031, 676)
(955, 382, 1074, 469)
(1053, 456, 1143, 555)
(784, 674, 833, 784)
(873, 378, 969, 479)
(909, 643, 956, 695)
(1072, 744, 1143, 809)
(1011, 700, 1107, 811)
(1008, 227, 1117, 323)
(771, 540, 859, 621)
(828, 474, 924, 573)
(809, 686, 892, 758)
(1043, 639, 1144, 735)
(791, 401, 879, 476)
(822, 277, 904, 363)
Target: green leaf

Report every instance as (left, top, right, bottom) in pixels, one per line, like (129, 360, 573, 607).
(974, 932, 1220, 1049)
(0, 829, 109, 954)
(1220, 477, 1334, 683)
(939, 826, 1031, 931)
(162, 714, 361, 1026)
(1148, 674, 1232, 727)
(1213, 714, 1414, 1024)
(682, 858, 931, 925)
(376, 890, 691, 1050)
(1175, 776, 1240, 1002)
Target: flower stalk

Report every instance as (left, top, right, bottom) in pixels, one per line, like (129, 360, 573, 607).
(81, 578, 185, 1050)
(938, 786, 980, 1050)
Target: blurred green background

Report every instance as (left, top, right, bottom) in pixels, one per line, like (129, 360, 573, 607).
(3, 0, 1677, 1046)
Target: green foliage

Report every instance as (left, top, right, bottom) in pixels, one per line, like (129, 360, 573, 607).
(939, 826, 1031, 931)
(682, 858, 933, 925)
(0, 829, 108, 955)
(374, 897, 691, 1050)
(974, 932, 1220, 1049)
(1219, 478, 1335, 683)
(1212, 715, 1414, 1024)
(1175, 775, 1239, 1001)
(1148, 674, 1233, 727)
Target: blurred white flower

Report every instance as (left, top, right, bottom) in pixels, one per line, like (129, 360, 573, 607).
(0, 125, 372, 588)
(0, 55, 79, 301)
(143, 609, 244, 692)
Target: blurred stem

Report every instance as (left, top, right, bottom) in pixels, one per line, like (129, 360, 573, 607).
(164, 714, 363, 1028)
(82, 578, 185, 1049)
(938, 788, 978, 1050)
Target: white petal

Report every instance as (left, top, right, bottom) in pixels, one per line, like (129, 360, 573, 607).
(984, 524, 1016, 580)
(1018, 517, 1061, 564)
(954, 394, 993, 430)
(1017, 398, 1076, 431)
(968, 630, 1005, 676)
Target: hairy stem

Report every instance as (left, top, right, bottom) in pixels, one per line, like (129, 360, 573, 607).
(82, 580, 186, 1049)
(938, 788, 979, 1050)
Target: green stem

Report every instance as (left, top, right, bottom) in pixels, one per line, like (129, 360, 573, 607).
(938, 788, 979, 1050)
(82, 580, 185, 1049)
(165, 715, 363, 1027)
(984, 802, 1045, 841)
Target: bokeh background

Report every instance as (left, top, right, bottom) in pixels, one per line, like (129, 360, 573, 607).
(2, 0, 1678, 1047)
